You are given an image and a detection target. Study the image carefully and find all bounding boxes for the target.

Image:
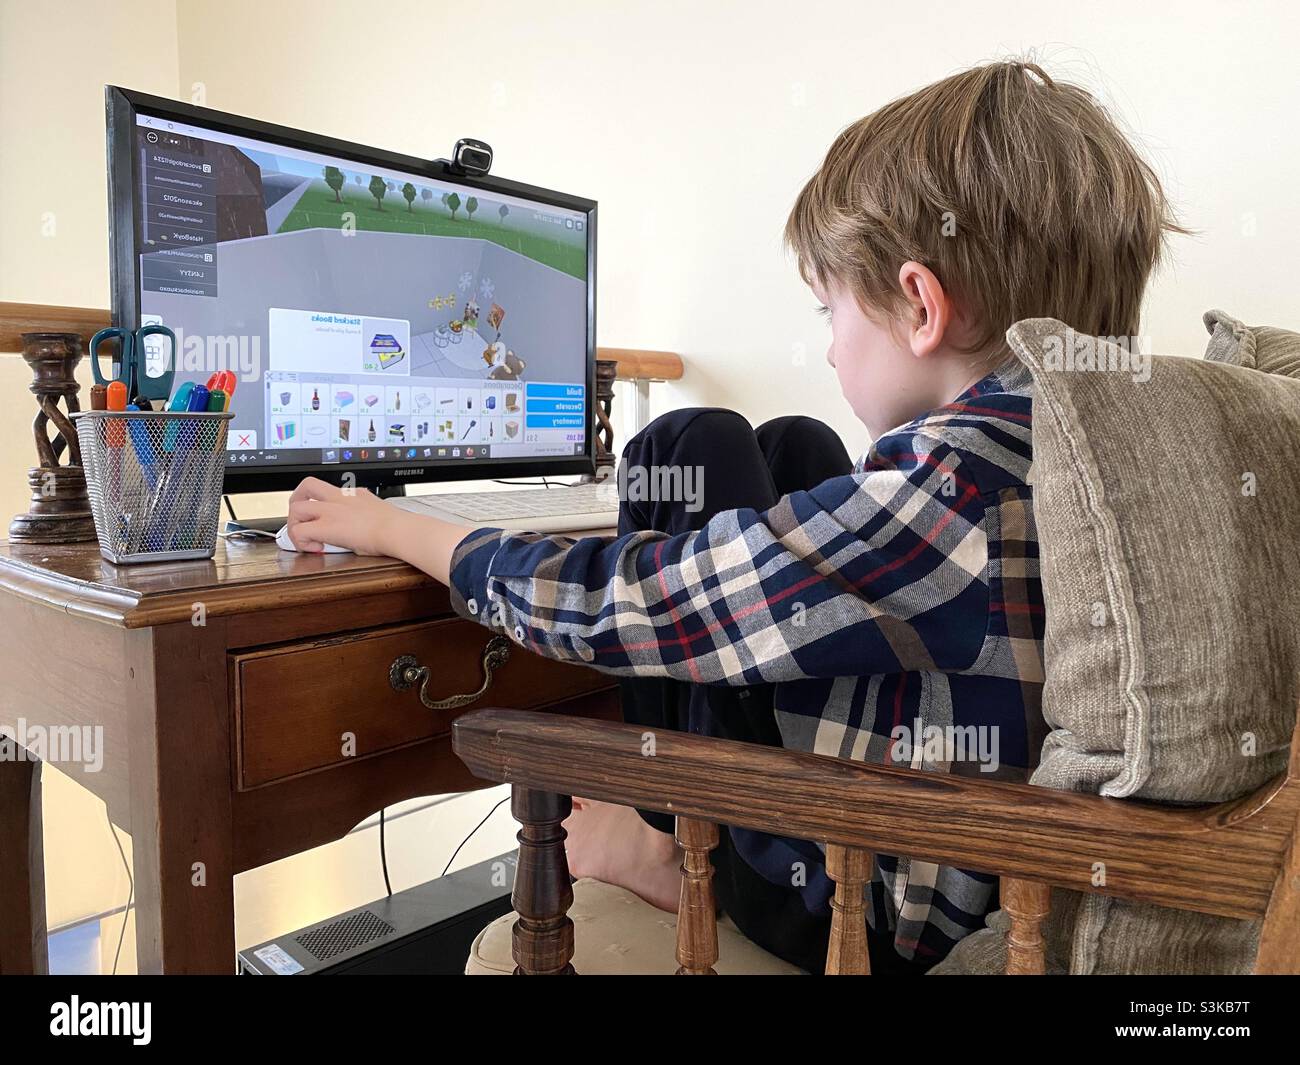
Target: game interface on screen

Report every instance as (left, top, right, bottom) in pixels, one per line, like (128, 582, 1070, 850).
(132, 114, 589, 468)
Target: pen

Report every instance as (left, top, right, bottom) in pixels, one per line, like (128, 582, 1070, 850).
(163, 385, 211, 549)
(105, 381, 127, 552)
(163, 381, 195, 452)
(124, 403, 158, 491)
(148, 381, 199, 548)
(90, 383, 107, 411)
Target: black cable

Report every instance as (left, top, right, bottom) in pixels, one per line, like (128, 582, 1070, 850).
(379, 808, 393, 896)
(490, 477, 582, 489)
(441, 795, 510, 877)
(105, 808, 134, 976)
(223, 495, 238, 522)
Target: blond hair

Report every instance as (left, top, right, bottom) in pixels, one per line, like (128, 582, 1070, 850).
(785, 61, 1185, 358)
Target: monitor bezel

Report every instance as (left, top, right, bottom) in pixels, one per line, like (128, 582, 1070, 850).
(105, 85, 598, 493)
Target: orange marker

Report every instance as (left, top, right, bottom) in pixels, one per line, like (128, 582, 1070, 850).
(106, 380, 128, 447)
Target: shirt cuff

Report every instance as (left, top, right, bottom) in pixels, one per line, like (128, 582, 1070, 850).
(448, 526, 507, 624)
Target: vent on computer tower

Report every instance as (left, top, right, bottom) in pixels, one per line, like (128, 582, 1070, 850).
(295, 909, 396, 961)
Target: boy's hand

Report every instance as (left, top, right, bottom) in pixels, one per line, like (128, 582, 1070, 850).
(286, 476, 403, 557)
(286, 476, 472, 585)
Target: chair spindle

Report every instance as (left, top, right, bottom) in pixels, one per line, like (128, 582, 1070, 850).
(511, 787, 576, 975)
(825, 844, 872, 975)
(1003, 877, 1051, 975)
(674, 816, 719, 975)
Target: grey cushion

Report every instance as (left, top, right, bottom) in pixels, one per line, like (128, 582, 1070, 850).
(464, 878, 804, 975)
(935, 318, 1300, 976)
(1204, 308, 1300, 378)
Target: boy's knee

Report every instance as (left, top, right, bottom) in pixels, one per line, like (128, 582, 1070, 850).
(756, 414, 841, 452)
(622, 407, 753, 465)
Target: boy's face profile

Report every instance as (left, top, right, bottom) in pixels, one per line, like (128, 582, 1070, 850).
(812, 265, 987, 440)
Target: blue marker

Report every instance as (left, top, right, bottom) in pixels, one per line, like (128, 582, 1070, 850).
(163, 381, 195, 452)
(124, 403, 158, 491)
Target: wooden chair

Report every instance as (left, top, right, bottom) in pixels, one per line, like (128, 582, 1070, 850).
(451, 707, 1300, 975)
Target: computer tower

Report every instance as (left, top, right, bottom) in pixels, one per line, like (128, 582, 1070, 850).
(237, 852, 516, 975)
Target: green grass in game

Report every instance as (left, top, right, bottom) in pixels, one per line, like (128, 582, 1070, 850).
(275, 180, 587, 280)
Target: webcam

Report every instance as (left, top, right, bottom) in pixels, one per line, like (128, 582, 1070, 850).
(447, 137, 493, 177)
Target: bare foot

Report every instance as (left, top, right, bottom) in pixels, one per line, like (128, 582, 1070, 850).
(562, 798, 683, 912)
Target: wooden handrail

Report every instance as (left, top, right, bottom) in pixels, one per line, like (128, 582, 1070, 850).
(595, 348, 683, 382)
(452, 706, 1300, 925)
(0, 302, 683, 382)
(0, 303, 114, 357)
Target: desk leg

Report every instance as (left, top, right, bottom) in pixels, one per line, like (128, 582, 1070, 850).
(127, 622, 236, 974)
(0, 749, 48, 974)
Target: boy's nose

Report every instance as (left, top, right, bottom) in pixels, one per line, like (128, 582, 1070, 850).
(826, 346, 836, 368)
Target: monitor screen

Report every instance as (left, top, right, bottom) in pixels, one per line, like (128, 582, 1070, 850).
(108, 91, 595, 491)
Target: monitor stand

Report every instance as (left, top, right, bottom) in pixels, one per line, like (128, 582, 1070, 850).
(223, 484, 406, 536)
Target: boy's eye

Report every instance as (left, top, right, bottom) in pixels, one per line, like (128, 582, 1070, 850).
(815, 304, 831, 321)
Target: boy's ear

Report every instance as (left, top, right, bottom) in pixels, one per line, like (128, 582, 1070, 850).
(898, 261, 949, 358)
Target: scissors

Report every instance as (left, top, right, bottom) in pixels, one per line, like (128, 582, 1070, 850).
(88, 324, 177, 408)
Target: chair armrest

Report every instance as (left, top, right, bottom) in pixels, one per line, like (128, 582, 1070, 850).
(453, 707, 1299, 923)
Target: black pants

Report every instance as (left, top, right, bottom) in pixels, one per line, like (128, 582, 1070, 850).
(616, 408, 931, 975)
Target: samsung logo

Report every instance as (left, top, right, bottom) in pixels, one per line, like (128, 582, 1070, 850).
(394, 468, 425, 476)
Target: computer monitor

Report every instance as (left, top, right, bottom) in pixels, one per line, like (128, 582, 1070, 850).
(104, 87, 596, 494)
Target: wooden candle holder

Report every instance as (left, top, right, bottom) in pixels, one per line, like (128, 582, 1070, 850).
(8, 332, 96, 544)
(592, 358, 618, 479)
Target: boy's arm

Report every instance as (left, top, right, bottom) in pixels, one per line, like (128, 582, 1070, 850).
(286, 438, 992, 685)
(447, 443, 991, 684)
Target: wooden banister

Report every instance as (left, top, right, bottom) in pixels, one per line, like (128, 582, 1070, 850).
(452, 708, 1300, 925)
(596, 348, 684, 382)
(0, 302, 683, 383)
(0, 303, 113, 355)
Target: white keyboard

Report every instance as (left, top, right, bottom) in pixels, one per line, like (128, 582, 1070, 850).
(390, 482, 621, 533)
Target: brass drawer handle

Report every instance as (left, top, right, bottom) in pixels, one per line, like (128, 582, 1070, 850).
(389, 636, 512, 711)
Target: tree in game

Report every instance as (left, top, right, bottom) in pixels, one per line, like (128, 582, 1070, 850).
(498, 203, 509, 224)
(323, 166, 346, 202)
(402, 182, 417, 211)
(354, 174, 364, 188)
(441, 192, 449, 207)
(466, 196, 478, 222)
(369, 175, 388, 210)
(421, 187, 433, 209)
(446, 192, 461, 219)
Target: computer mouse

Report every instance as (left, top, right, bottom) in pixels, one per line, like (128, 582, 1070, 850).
(275, 523, 352, 554)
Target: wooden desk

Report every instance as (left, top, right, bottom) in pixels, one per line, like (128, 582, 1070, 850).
(0, 536, 618, 974)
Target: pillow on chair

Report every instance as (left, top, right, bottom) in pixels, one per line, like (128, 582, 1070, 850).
(1203, 308, 1300, 378)
(934, 318, 1300, 975)
(465, 877, 804, 975)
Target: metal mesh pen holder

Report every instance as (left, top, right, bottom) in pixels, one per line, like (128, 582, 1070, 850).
(74, 409, 234, 564)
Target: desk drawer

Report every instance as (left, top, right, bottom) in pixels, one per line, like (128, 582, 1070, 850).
(233, 618, 612, 788)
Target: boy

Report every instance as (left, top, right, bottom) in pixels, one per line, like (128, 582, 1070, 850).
(285, 60, 1180, 972)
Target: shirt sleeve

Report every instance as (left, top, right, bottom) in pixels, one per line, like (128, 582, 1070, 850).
(447, 438, 991, 685)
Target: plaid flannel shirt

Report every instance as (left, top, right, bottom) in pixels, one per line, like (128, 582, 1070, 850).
(449, 361, 1045, 964)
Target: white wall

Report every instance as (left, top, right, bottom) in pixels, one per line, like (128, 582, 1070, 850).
(173, 0, 1300, 459)
(0, 0, 181, 936)
(6, 0, 1299, 454)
